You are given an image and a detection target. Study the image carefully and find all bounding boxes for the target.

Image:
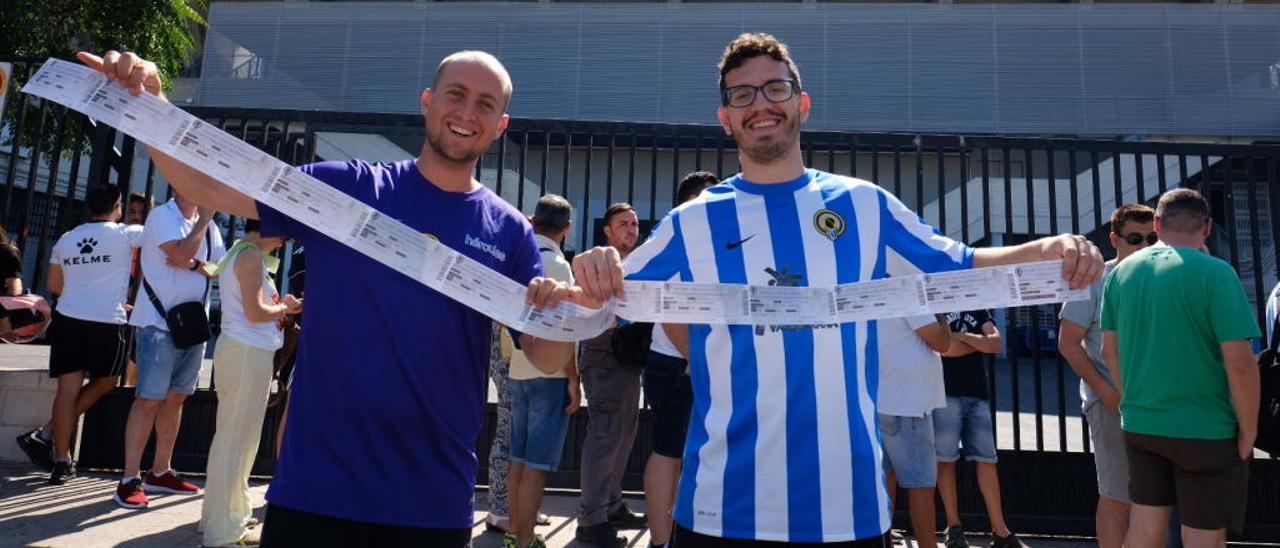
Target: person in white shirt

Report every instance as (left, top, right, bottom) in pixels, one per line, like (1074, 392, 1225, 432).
(642, 170, 719, 548)
(201, 218, 301, 547)
(20, 186, 144, 485)
(877, 313, 952, 547)
(115, 191, 226, 509)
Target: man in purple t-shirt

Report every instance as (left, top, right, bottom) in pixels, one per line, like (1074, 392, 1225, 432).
(79, 49, 581, 547)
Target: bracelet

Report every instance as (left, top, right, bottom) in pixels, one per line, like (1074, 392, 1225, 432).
(189, 260, 201, 272)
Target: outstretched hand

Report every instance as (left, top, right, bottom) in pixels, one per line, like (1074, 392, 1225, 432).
(76, 51, 164, 99)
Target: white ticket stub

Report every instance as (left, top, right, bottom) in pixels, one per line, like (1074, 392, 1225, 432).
(23, 59, 1089, 341)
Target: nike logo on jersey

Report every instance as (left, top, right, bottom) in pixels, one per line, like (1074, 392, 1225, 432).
(726, 234, 756, 249)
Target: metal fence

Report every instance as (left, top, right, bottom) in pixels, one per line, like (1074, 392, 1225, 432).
(3, 59, 1279, 539)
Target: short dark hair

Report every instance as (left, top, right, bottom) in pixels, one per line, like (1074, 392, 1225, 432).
(532, 194, 572, 234)
(243, 218, 262, 234)
(603, 203, 636, 226)
(676, 171, 719, 205)
(128, 191, 151, 206)
(1110, 204, 1155, 235)
(718, 33, 803, 92)
(86, 185, 121, 217)
(1156, 188, 1211, 233)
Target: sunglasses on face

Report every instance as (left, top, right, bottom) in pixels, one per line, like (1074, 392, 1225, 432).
(1119, 232, 1158, 246)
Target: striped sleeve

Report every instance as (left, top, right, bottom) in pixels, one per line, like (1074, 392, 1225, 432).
(878, 188, 973, 276)
(623, 212, 687, 282)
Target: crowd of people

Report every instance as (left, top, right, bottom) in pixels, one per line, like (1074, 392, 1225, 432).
(0, 29, 1265, 548)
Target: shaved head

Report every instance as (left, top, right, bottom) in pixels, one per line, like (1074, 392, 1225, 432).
(432, 51, 513, 110)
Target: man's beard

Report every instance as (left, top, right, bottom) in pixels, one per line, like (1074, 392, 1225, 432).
(735, 114, 799, 165)
(427, 120, 485, 165)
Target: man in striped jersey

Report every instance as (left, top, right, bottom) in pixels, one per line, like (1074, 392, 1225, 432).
(566, 33, 1104, 547)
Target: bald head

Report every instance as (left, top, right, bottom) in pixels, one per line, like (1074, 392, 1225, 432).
(432, 51, 513, 110)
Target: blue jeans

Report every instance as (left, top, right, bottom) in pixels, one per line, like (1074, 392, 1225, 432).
(134, 325, 205, 400)
(509, 377, 570, 471)
(879, 413, 937, 488)
(932, 396, 998, 463)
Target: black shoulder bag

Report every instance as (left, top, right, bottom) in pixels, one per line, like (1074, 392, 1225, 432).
(142, 230, 213, 349)
(1255, 315, 1280, 454)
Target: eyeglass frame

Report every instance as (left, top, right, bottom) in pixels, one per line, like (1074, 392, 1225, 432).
(720, 79, 801, 108)
(1116, 231, 1158, 246)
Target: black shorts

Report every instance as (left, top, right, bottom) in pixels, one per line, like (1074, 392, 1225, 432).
(260, 504, 470, 548)
(674, 525, 888, 547)
(1124, 431, 1249, 533)
(47, 311, 129, 379)
(643, 350, 694, 459)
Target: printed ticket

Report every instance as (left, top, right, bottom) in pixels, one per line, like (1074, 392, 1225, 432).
(24, 59, 1088, 341)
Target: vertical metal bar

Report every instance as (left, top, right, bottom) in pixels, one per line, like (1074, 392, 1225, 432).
(582, 134, 594, 252)
(1269, 158, 1280, 293)
(827, 140, 836, 174)
(850, 136, 859, 179)
(1092, 150, 1104, 233)
(1156, 153, 1168, 195)
(562, 132, 571, 199)
(805, 139, 814, 168)
(1069, 147, 1088, 452)
(960, 145, 970, 244)
(694, 134, 703, 172)
(605, 133, 615, 207)
(1246, 157, 1265, 329)
(1223, 156, 1240, 267)
(871, 144, 880, 190)
(1194, 154, 1209, 194)
(1047, 148, 1069, 452)
(1179, 154, 1188, 189)
(1025, 148, 1046, 452)
(914, 138, 925, 214)
(517, 131, 528, 211)
(1134, 152, 1146, 204)
(540, 131, 550, 200)
(58, 117, 89, 237)
(1002, 146, 1021, 450)
(936, 144, 946, 234)
(716, 134, 724, 178)
(649, 127, 659, 220)
(496, 133, 507, 199)
(1113, 149, 1125, 207)
(17, 105, 50, 250)
(893, 146, 903, 200)
(671, 128, 681, 209)
(627, 131, 637, 209)
(32, 107, 71, 292)
(980, 146, 991, 241)
(3, 95, 30, 221)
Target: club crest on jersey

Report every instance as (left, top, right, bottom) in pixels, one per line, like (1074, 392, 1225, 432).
(813, 209, 845, 241)
(423, 232, 439, 241)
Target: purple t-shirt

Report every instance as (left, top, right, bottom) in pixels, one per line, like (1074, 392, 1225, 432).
(258, 159, 543, 528)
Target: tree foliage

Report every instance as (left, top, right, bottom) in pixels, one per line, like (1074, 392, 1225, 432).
(1, 0, 207, 151)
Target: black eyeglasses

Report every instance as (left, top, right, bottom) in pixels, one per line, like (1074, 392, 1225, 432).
(1118, 232, 1158, 246)
(721, 79, 800, 108)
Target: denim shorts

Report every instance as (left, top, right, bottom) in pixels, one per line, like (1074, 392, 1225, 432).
(932, 396, 998, 463)
(510, 377, 571, 471)
(642, 350, 693, 459)
(135, 325, 206, 400)
(878, 413, 937, 488)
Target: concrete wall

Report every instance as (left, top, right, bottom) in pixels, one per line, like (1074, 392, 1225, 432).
(0, 346, 54, 464)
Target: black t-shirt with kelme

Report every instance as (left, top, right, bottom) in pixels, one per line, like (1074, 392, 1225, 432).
(941, 309, 993, 400)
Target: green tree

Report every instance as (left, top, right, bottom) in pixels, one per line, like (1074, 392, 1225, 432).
(1, 0, 207, 150)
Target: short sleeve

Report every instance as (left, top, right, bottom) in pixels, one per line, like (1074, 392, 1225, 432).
(878, 188, 973, 276)
(1208, 264, 1262, 343)
(623, 213, 687, 282)
(123, 224, 146, 248)
(904, 313, 937, 331)
(1100, 273, 1118, 331)
(144, 205, 184, 248)
(1059, 280, 1100, 329)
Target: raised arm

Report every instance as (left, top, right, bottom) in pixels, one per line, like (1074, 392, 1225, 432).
(973, 234, 1104, 289)
(76, 51, 259, 219)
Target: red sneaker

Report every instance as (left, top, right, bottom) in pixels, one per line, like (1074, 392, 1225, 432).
(113, 477, 148, 509)
(144, 469, 201, 494)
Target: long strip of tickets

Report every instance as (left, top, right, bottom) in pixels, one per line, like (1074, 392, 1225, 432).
(22, 59, 1088, 342)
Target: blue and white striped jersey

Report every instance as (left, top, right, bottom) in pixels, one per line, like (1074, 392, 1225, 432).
(623, 169, 973, 542)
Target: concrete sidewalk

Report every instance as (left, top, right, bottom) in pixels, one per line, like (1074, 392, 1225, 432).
(0, 463, 1109, 548)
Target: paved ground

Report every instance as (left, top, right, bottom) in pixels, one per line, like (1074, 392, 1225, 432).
(0, 463, 1114, 548)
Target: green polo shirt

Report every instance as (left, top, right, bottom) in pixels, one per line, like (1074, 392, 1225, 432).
(1100, 244, 1259, 440)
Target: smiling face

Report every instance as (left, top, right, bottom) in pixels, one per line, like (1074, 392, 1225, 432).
(717, 55, 810, 166)
(422, 56, 511, 167)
